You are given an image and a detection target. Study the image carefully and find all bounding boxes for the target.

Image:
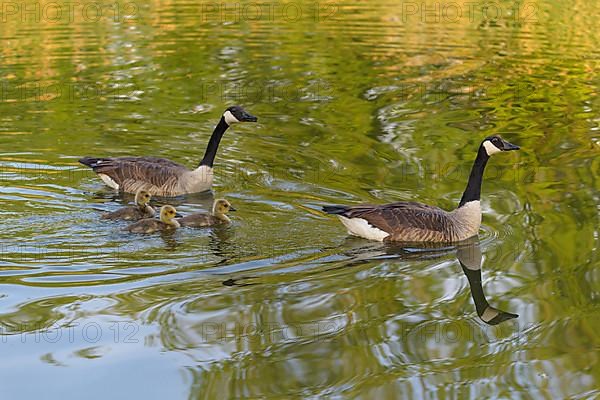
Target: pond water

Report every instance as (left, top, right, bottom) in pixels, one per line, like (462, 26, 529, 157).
(0, 0, 599, 398)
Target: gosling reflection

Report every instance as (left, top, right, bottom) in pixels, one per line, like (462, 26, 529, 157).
(158, 229, 182, 250)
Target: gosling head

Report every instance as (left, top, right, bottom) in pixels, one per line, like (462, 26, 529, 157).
(212, 198, 235, 221)
(134, 190, 152, 207)
(481, 135, 520, 157)
(160, 205, 180, 227)
(222, 106, 258, 126)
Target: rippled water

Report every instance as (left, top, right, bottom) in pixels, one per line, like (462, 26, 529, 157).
(1, 0, 599, 398)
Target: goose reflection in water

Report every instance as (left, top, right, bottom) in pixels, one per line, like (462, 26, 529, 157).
(454, 236, 518, 325)
(222, 235, 518, 325)
(349, 235, 518, 325)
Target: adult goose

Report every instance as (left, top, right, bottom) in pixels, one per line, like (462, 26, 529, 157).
(124, 205, 180, 234)
(177, 198, 235, 228)
(323, 135, 519, 243)
(79, 106, 257, 197)
(101, 189, 155, 221)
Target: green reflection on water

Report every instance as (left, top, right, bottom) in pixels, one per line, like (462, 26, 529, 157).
(0, 0, 599, 398)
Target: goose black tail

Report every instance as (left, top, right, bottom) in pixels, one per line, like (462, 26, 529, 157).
(322, 205, 349, 215)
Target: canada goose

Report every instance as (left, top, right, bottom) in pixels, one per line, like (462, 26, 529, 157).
(177, 198, 235, 228)
(124, 205, 180, 234)
(101, 189, 155, 221)
(79, 106, 258, 197)
(323, 135, 520, 242)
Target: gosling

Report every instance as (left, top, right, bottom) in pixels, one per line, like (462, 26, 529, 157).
(124, 205, 180, 234)
(177, 199, 235, 228)
(102, 190, 155, 221)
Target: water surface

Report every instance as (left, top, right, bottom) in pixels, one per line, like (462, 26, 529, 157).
(0, 0, 599, 398)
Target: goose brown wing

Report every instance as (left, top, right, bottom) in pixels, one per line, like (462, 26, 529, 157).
(341, 202, 450, 234)
(80, 157, 190, 191)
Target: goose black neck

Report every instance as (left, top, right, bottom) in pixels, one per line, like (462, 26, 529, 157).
(459, 262, 489, 317)
(199, 117, 229, 168)
(458, 147, 489, 207)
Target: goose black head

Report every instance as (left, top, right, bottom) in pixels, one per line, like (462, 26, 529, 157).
(223, 106, 258, 125)
(481, 135, 520, 156)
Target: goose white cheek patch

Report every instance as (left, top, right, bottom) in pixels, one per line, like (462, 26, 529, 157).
(483, 141, 502, 156)
(223, 110, 240, 125)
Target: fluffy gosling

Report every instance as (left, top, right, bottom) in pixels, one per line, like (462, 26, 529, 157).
(177, 198, 235, 228)
(101, 190, 155, 221)
(124, 205, 180, 234)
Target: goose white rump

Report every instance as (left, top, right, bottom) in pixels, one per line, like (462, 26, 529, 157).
(338, 216, 390, 241)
